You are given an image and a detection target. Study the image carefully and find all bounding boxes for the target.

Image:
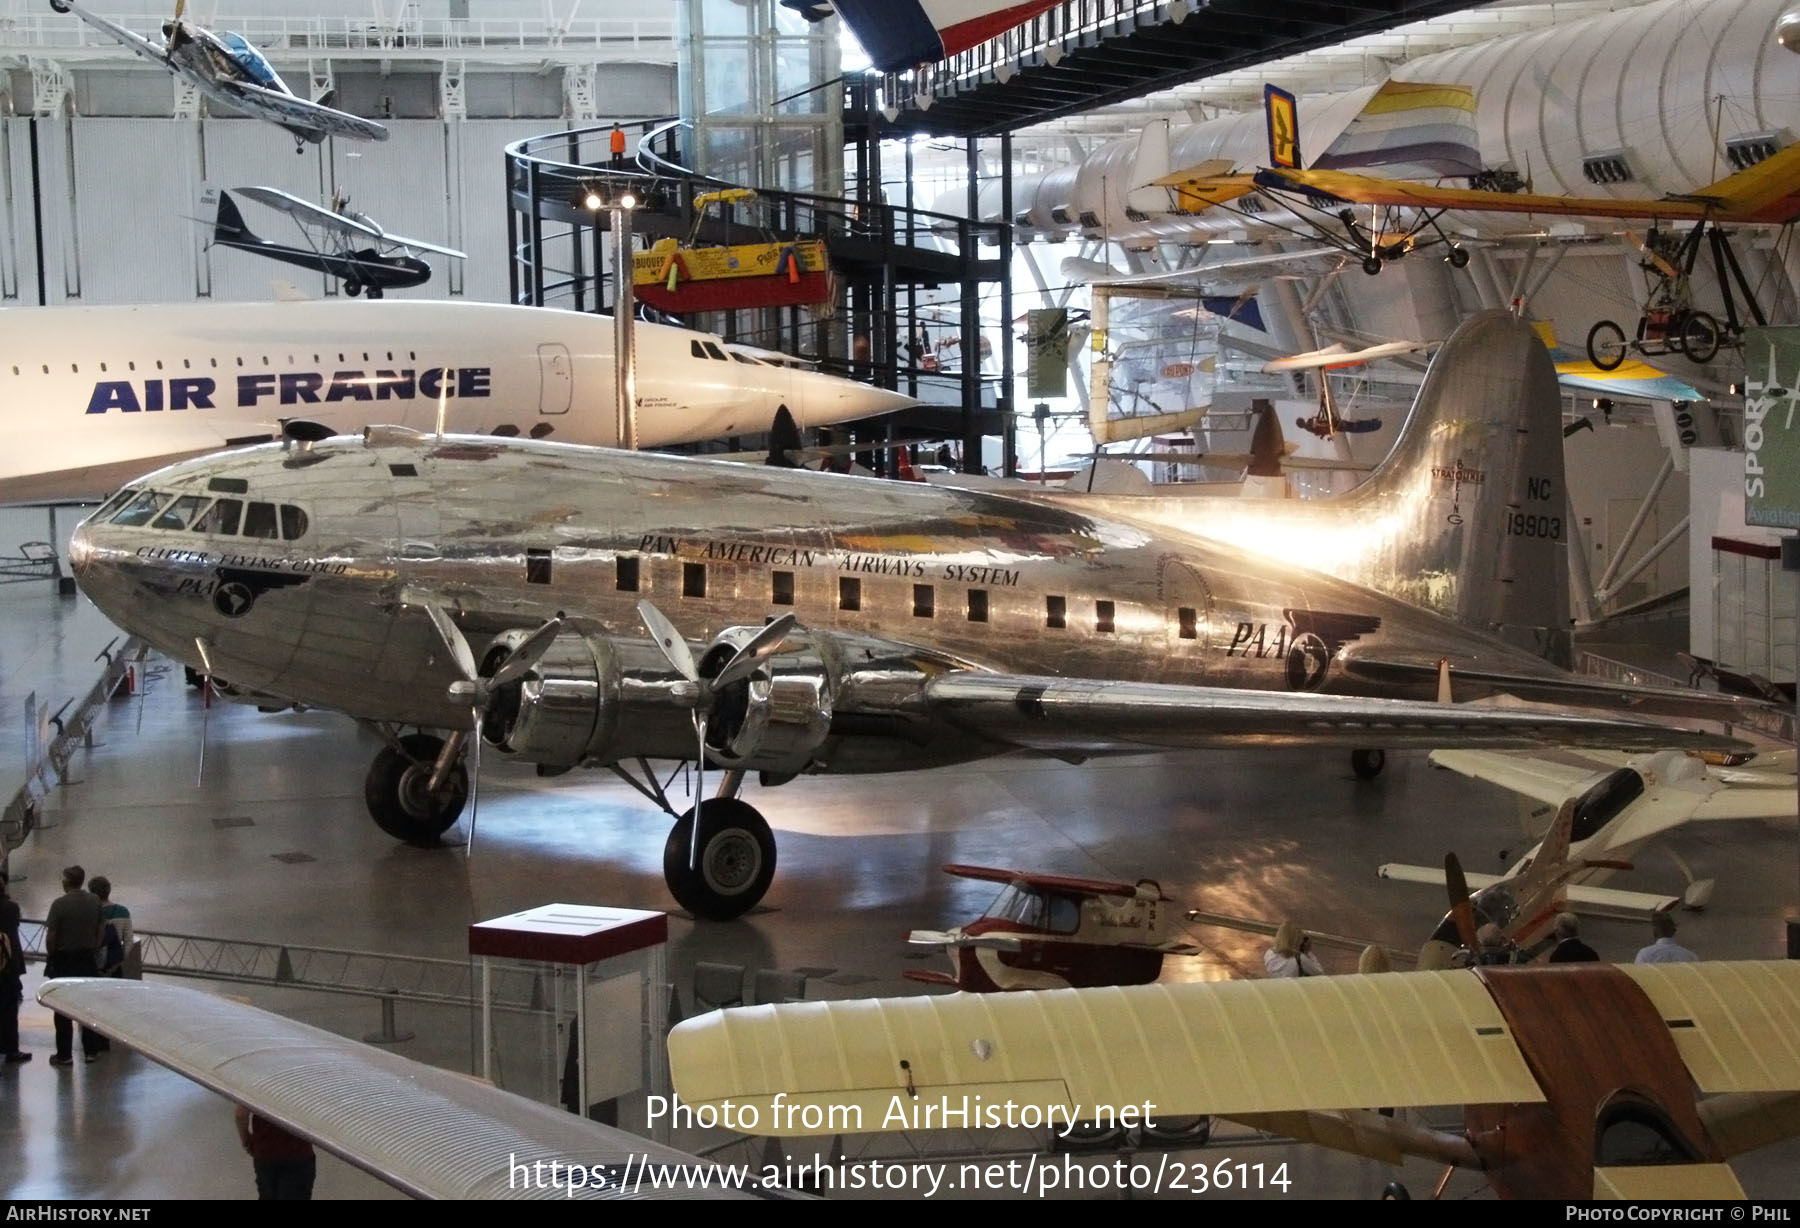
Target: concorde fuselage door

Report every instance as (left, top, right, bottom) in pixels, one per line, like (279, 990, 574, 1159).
(538, 342, 572, 415)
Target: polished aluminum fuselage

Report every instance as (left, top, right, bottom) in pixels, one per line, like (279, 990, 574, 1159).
(71, 433, 1576, 773)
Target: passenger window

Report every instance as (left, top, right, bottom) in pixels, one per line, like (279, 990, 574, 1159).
(242, 502, 279, 539)
(967, 589, 988, 623)
(838, 577, 861, 612)
(772, 570, 795, 605)
(913, 584, 934, 619)
(151, 495, 209, 531)
(526, 548, 552, 585)
(279, 506, 308, 540)
(1046, 595, 1066, 629)
(616, 555, 640, 592)
(110, 491, 170, 527)
(683, 562, 706, 598)
(195, 499, 242, 536)
(1096, 600, 1115, 634)
(690, 340, 707, 359)
(1178, 607, 1197, 639)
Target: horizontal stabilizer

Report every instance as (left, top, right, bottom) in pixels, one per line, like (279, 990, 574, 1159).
(1378, 862, 1504, 891)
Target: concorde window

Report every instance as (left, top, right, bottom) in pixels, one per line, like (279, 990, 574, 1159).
(731, 352, 760, 364)
(683, 562, 707, 599)
(194, 499, 242, 536)
(913, 584, 934, 618)
(1046, 595, 1066, 629)
(242, 502, 279, 540)
(690, 340, 707, 359)
(1178, 607, 1197, 639)
(839, 576, 861, 612)
(1096, 600, 1116, 633)
(151, 495, 210, 531)
(702, 342, 728, 361)
(616, 555, 640, 592)
(772, 570, 795, 606)
(967, 589, 988, 623)
(110, 490, 170, 527)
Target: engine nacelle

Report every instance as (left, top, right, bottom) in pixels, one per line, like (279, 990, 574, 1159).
(481, 623, 835, 775)
(698, 627, 833, 775)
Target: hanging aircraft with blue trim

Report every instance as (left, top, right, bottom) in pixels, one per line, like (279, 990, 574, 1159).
(49, 0, 389, 151)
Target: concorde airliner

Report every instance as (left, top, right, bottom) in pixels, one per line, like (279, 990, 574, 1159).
(0, 299, 913, 503)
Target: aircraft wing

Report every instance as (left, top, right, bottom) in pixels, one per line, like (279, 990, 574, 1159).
(670, 968, 1547, 1132)
(939, 862, 1144, 897)
(215, 80, 390, 142)
(1426, 749, 1602, 807)
(1256, 151, 1800, 225)
(1686, 788, 1798, 823)
(37, 979, 762, 1201)
(235, 186, 386, 241)
(921, 673, 1744, 755)
(1147, 170, 1263, 213)
(57, 1, 170, 66)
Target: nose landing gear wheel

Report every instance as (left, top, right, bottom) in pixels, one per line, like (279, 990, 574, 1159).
(1361, 256, 1383, 276)
(1351, 748, 1386, 780)
(664, 798, 777, 921)
(365, 732, 467, 846)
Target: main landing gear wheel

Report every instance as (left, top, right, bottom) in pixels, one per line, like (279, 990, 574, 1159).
(344, 281, 362, 297)
(663, 797, 776, 921)
(365, 732, 467, 846)
(1361, 256, 1383, 276)
(1351, 748, 1386, 780)
(1586, 319, 1628, 371)
(1446, 245, 1470, 269)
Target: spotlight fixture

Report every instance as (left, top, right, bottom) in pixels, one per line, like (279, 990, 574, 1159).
(583, 187, 603, 211)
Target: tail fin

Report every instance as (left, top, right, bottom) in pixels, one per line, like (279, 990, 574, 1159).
(211, 188, 256, 245)
(1333, 311, 1570, 660)
(1264, 84, 1300, 169)
(1513, 796, 1576, 904)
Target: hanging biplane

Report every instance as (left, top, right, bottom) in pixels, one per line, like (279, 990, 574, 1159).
(204, 187, 465, 298)
(632, 188, 833, 315)
(904, 864, 1199, 992)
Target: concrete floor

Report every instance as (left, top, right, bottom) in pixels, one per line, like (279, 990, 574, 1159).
(3, 590, 1799, 1200)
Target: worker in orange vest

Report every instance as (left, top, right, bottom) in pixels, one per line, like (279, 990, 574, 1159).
(610, 124, 626, 171)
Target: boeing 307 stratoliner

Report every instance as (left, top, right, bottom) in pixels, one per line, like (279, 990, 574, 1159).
(68, 313, 1765, 919)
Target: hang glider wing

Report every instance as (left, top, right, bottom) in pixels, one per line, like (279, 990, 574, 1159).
(670, 968, 1547, 1133)
(920, 673, 1744, 755)
(1262, 339, 1430, 373)
(216, 80, 390, 143)
(1256, 139, 1800, 226)
(37, 979, 760, 1201)
(56, 1, 170, 66)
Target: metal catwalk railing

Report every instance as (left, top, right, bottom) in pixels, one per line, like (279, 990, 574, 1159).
(18, 921, 545, 1015)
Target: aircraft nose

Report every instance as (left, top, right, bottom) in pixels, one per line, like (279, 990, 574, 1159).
(67, 519, 94, 579)
(789, 370, 917, 429)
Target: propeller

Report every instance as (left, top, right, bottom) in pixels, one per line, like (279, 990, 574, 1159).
(193, 636, 215, 786)
(635, 599, 796, 866)
(1444, 852, 1480, 954)
(420, 603, 563, 853)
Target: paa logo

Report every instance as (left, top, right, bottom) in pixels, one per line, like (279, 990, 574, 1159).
(85, 367, 493, 414)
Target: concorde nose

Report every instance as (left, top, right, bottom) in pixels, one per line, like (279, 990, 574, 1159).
(789, 368, 917, 429)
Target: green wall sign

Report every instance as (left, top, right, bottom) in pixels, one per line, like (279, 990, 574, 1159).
(1744, 326, 1800, 528)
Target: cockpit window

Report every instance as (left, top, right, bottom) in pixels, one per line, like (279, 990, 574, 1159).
(280, 505, 309, 541)
(194, 499, 242, 536)
(1595, 1095, 1702, 1166)
(242, 502, 279, 540)
(220, 32, 279, 86)
(702, 342, 728, 362)
(93, 489, 135, 522)
(690, 340, 707, 359)
(110, 491, 170, 527)
(731, 352, 761, 364)
(151, 494, 210, 531)
(1573, 769, 1646, 843)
